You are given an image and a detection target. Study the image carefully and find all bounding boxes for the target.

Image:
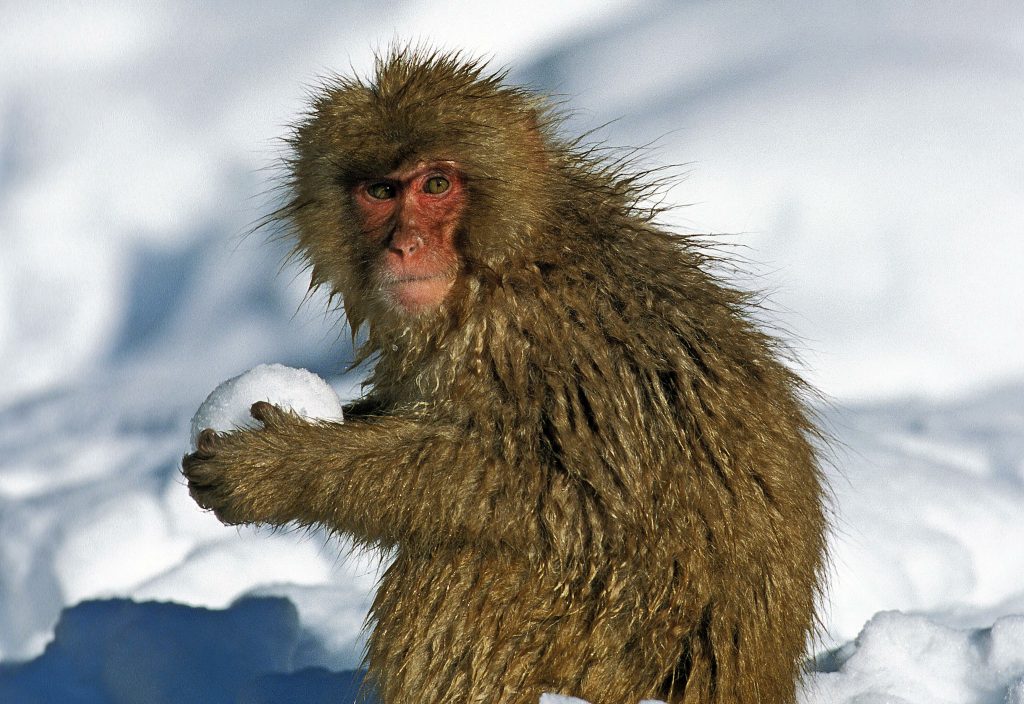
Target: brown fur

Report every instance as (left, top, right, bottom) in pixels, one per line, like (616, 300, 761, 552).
(183, 48, 827, 703)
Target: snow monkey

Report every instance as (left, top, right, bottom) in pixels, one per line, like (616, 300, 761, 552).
(183, 48, 827, 704)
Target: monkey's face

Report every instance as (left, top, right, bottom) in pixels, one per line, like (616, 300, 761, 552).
(286, 53, 558, 333)
(353, 160, 465, 316)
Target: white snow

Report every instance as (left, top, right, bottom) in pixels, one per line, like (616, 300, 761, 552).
(189, 363, 343, 450)
(1, 2, 1023, 703)
(803, 612, 1024, 704)
(540, 696, 592, 704)
(541, 696, 665, 704)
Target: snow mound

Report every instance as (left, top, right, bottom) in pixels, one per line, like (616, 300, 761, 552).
(0, 597, 367, 704)
(12, 601, 1019, 704)
(803, 611, 1024, 704)
(189, 364, 343, 450)
(541, 612, 1024, 704)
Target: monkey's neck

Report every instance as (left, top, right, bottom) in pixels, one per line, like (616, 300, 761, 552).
(362, 309, 472, 412)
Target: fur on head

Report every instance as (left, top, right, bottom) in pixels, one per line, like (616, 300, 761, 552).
(278, 48, 667, 335)
(281, 50, 561, 327)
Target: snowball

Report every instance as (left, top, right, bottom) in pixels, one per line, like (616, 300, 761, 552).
(189, 364, 343, 450)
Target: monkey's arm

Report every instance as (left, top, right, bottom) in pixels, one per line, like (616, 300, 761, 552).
(183, 401, 604, 553)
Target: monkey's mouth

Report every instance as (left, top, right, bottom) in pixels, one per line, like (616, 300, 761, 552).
(394, 274, 445, 283)
(385, 274, 455, 312)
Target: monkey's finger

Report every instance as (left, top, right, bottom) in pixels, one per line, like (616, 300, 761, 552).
(187, 483, 218, 510)
(250, 400, 286, 425)
(195, 428, 221, 453)
(186, 478, 215, 494)
(181, 453, 209, 477)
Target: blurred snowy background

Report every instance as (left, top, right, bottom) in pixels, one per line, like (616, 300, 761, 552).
(1, 1, 1023, 702)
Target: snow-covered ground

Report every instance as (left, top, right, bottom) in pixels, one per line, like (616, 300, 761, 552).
(2, 2, 1023, 702)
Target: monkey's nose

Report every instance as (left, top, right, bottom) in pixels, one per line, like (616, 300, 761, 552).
(389, 232, 423, 257)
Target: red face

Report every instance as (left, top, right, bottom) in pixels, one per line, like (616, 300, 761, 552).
(354, 161, 466, 315)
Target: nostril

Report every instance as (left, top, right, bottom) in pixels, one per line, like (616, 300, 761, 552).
(391, 234, 423, 257)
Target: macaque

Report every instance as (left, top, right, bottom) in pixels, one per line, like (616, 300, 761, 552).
(183, 49, 827, 704)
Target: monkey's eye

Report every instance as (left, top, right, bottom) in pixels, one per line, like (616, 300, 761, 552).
(366, 182, 396, 200)
(423, 176, 450, 195)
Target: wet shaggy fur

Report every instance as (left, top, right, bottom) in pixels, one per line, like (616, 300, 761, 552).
(183, 49, 827, 703)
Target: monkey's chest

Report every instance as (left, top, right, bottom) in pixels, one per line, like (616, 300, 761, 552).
(365, 550, 621, 697)
(370, 551, 563, 643)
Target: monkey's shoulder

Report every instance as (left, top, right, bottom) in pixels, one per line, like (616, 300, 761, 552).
(485, 269, 768, 383)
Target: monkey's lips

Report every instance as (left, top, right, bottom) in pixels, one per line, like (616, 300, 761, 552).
(387, 274, 454, 312)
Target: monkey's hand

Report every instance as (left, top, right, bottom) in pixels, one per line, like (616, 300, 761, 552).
(182, 401, 303, 526)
